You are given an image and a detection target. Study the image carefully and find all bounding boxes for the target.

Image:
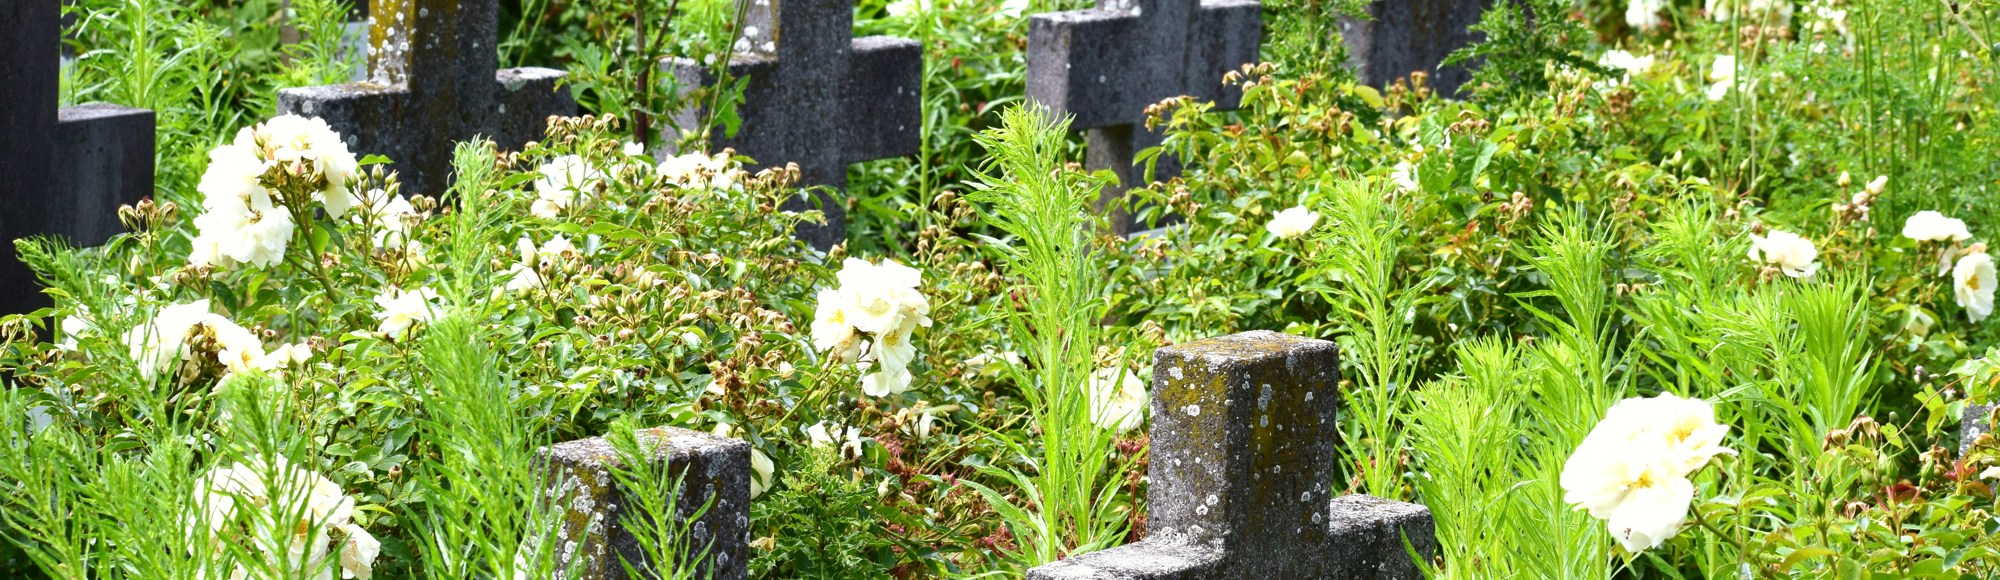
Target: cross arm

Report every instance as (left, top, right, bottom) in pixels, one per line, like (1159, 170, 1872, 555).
(1185, 0, 1261, 110)
(841, 36, 921, 165)
(55, 104, 155, 247)
(1023, 540, 1225, 579)
(494, 67, 575, 150)
(1026, 8, 1145, 130)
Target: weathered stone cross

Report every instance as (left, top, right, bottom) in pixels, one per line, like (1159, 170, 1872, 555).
(278, 0, 575, 198)
(1339, 0, 1491, 97)
(663, 0, 922, 249)
(542, 426, 752, 580)
(1025, 0, 1261, 235)
(0, 0, 156, 313)
(1027, 331, 1436, 579)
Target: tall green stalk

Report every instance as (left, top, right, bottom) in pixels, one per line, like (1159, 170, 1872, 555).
(958, 105, 1131, 569)
(1315, 181, 1427, 499)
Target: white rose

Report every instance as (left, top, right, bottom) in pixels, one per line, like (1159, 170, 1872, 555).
(372, 286, 442, 340)
(1561, 393, 1733, 553)
(1748, 229, 1820, 278)
(749, 449, 775, 499)
(1955, 252, 1996, 323)
(861, 366, 913, 398)
(1707, 55, 1738, 101)
(1087, 367, 1149, 433)
(1901, 210, 1972, 243)
(1265, 205, 1321, 239)
(533, 155, 603, 217)
(1624, 0, 1668, 31)
(809, 289, 864, 362)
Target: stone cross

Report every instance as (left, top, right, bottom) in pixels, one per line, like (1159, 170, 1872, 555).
(278, 0, 575, 198)
(1339, 0, 1490, 97)
(1965, 403, 1992, 456)
(1027, 331, 1436, 579)
(0, 0, 155, 313)
(663, 0, 922, 249)
(1025, 0, 1261, 235)
(541, 426, 751, 580)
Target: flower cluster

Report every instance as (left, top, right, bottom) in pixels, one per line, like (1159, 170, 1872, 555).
(122, 300, 310, 380)
(504, 234, 579, 294)
(194, 455, 379, 580)
(190, 115, 359, 269)
(1900, 209, 1994, 322)
(1561, 393, 1734, 553)
(1085, 367, 1149, 433)
(809, 258, 933, 397)
(655, 150, 746, 191)
(1626, 0, 1669, 31)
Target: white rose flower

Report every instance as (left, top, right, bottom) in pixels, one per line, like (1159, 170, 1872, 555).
(190, 140, 296, 269)
(194, 455, 378, 580)
(623, 141, 646, 157)
(1748, 229, 1820, 279)
(1707, 55, 1738, 101)
(124, 300, 263, 379)
(1390, 160, 1419, 192)
(1625, 0, 1668, 31)
(1866, 175, 1889, 196)
(1983, 466, 2000, 480)
(57, 311, 92, 352)
(1265, 205, 1321, 239)
(1901, 211, 1972, 243)
(1561, 393, 1734, 553)
(861, 366, 914, 398)
(371, 286, 442, 340)
(810, 289, 864, 362)
(532, 155, 603, 218)
(1599, 49, 1655, 77)
(749, 448, 775, 499)
(256, 115, 361, 217)
(1087, 367, 1149, 433)
(1954, 252, 1996, 323)
(806, 422, 864, 460)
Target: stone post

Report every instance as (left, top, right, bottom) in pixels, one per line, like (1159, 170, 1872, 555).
(1027, 331, 1436, 579)
(541, 426, 751, 580)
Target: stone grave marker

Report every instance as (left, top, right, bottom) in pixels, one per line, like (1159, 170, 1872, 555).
(1339, 0, 1490, 97)
(1965, 403, 1992, 455)
(0, 0, 156, 313)
(1027, 331, 1436, 579)
(663, 0, 923, 249)
(541, 426, 751, 580)
(1025, 0, 1261, 235)
(278, 0, 575, 198)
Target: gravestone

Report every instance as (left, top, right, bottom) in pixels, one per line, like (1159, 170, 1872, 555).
(541, 426, 751, 580)
(663, 0, 923, 249)
(1026, 331, 1436, 579)
(278, 0, 575, 198)
(1026, 0, 1261, 235)
(1338, 0, 1491, 97)
(0, 0, 156, 313)
(1965, 403, 1992, 456)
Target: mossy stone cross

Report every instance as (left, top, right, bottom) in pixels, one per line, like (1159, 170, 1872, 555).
(1027, 331, 1437, 579)
(663, 0, 924, 249)
(277, 0, 576, 198)
(1025, 0, 1261, 235)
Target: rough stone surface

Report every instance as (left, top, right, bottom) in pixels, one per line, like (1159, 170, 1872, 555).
(540, 426, 750, 580)
(0, 0, 155, 314)
(1026, 0, 1260, 234)
(1338, 0, 1490, 97)
(663, 0, 922, 249)
(278, 0, 575, 198)
(1027, 331, 1435, 579)
(1965, 403, 1993, 455)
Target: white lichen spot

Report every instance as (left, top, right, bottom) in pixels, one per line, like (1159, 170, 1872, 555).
(1182, 404, 1201, 417)
(1170, 366, 1183, 380)
(1205, 494, 1218, 506)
